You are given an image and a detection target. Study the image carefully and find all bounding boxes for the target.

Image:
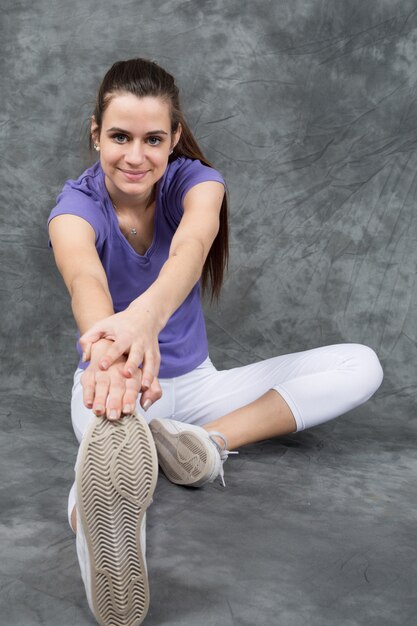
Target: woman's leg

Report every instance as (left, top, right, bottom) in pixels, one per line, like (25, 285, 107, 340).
(69, 369, 96, 531)
(174, 343, 383, 448)
(148, 344, 383, 488)
(202, 389, 296, 449)
(69, 370, 162, 625)
(69, 369, 176, 530)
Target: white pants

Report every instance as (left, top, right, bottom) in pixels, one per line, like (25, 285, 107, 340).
(68, 343, 383, 525)
(71, 343, 383, 444)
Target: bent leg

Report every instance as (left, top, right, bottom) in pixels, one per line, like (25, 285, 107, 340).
(271, 343, 383, 431)
(174, 344, 383, 449)
(202, 389, 296, 449)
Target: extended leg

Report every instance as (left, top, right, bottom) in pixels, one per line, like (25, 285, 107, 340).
(71, 505, 77, 532)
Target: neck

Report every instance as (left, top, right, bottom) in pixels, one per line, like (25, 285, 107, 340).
(105, 180, 156, 215)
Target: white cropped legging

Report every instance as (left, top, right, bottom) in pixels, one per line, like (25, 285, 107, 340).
(71, 343, 383, 444)
(68, 343, 383, 526)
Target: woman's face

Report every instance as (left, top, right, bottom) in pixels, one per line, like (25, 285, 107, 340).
(92, 92, 181, 205)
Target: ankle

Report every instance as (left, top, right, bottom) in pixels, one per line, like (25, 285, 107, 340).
(209, 433, 227, 450)
(201, 425, 222, 443)
(71, 505, 77, 534)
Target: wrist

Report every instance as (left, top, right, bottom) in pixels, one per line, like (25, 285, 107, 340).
(127, 297, 166, 333)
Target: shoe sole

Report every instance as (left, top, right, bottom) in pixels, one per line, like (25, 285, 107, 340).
(76, 413, 158, 626)
(149, 419, 212, 486)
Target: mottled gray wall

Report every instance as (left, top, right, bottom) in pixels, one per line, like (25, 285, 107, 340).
(2, 0, 416, 419)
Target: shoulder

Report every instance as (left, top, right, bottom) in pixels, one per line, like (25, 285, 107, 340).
(58, 161, 106, 203)
(48, 162, 108, 244)
(160, 157, 225, 200)
(158, 157, 225, 229)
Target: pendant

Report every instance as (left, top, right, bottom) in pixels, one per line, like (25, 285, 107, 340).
(130, 228, 137, 236)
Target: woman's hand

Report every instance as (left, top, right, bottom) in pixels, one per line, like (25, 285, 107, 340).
(79, 304, 161, 391)
(81, 338, 162, 418)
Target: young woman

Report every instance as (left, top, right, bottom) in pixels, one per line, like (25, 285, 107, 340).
(48, 58, 383, 626)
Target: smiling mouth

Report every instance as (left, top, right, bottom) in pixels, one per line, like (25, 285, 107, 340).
(120, 169, 148, 174)
(119, 169, 150, 182)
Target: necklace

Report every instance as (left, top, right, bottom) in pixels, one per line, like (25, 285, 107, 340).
(111, 189, 155, 237)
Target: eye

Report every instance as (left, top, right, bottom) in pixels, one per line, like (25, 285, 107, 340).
(147, 136, 162, 146)
(112, 133, 128, 144)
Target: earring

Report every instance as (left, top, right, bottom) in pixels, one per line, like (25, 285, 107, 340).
(169, 149, 174, 155)
(94, 144, 100, 152)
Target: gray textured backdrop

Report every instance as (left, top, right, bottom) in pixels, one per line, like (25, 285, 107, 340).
(2, 1, 417, 625)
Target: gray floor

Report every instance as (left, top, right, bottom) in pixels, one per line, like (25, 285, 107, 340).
(1, 384, 415, 626)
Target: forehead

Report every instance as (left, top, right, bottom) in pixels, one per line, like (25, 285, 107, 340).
(102, 92, 171, 130)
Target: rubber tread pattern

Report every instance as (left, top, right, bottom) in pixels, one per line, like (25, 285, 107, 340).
(76, 413, 158, 626)
(150, 422, 212, 486)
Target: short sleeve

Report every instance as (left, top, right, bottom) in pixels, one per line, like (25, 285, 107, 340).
(162, 158, 226, 226)
(47, 187, 108, 250)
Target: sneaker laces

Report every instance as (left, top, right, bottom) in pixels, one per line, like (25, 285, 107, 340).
(208, 431, 239, 487)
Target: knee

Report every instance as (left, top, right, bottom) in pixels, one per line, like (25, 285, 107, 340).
(348, 343, 383, 397)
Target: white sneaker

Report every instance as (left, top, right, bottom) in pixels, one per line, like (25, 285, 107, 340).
(149, 418, 237, 487)
(74, 412, 158, 626)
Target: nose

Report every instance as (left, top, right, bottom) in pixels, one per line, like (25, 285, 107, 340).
(125, 140, 145, 165)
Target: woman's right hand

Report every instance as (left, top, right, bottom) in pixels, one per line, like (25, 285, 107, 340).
(79, 305, 161, 391)
(81, 338, 162, 419)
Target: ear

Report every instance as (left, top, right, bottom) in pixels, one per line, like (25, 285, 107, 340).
(171, 122, 182, 151)
(91, 116, 100, 145)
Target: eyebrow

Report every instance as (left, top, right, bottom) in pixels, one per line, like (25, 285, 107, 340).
(106, 127, 169, 135)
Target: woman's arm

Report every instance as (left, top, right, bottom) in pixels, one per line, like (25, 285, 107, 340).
(80, 180, 225, 379)
(49, 214, 161, 416)
(138, 180, 225, 329)
(49, 214, 114, 333)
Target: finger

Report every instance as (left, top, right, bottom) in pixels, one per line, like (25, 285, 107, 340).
(106, 379, 126, 421)
(81, 342, 92, 363)
(92, 374, 110, 416)
(122, 344, 145, 378)
(122, 376, 142, 415)
(99, 340, 132, 371)
(82, 379, 95, 409)
(140, 351, 159, 390)
(79, 329, 105, 352)
(81, 372, 95, 409)
(140, 377, 163, 412)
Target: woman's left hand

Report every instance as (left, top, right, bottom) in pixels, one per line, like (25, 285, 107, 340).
(79, 306, 161, 391)
(81, 339, 162, 416)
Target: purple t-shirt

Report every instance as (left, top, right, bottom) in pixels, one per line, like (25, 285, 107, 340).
(48, 157, 225, 378)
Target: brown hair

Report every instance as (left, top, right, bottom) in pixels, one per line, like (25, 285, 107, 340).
(92, 58, 228, 300)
